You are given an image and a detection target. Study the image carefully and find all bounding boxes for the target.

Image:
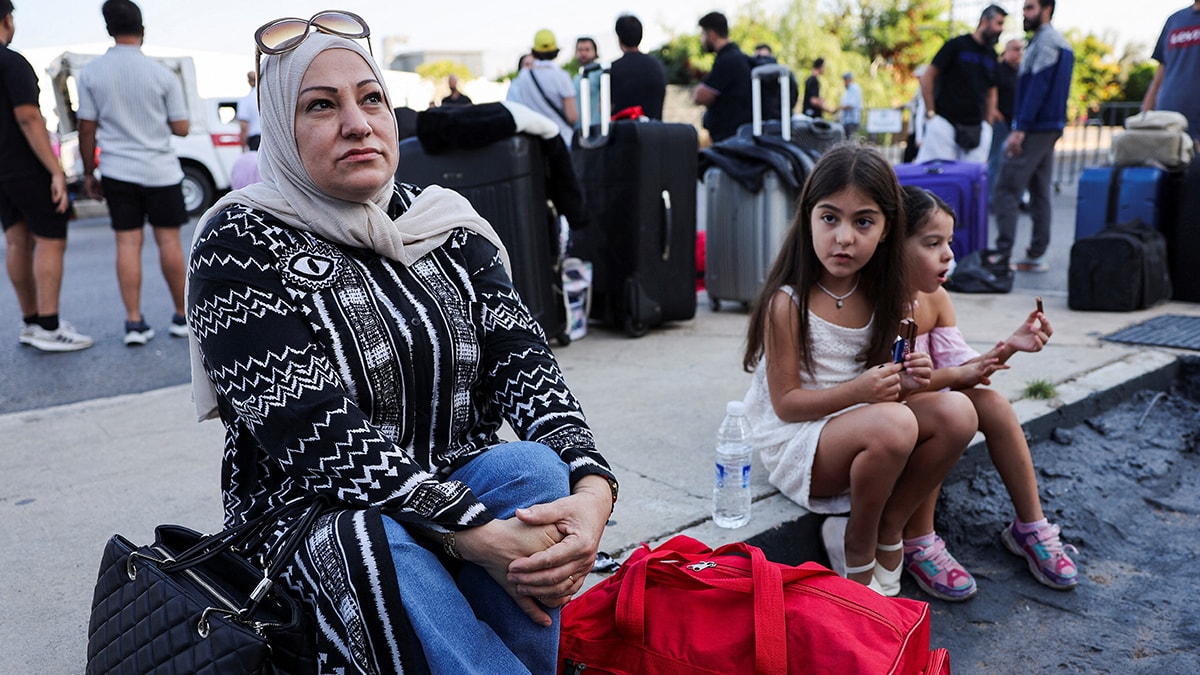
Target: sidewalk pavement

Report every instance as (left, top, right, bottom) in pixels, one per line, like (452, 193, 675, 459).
(4, 185, 1200, 673)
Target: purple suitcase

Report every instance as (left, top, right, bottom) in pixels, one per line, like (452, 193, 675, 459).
(894, 160, 988, 259)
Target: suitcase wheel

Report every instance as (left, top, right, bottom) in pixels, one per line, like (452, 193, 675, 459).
(710, 296, 721, 312)
(623, 315, 649, 338)
(556, 332, 572, 346)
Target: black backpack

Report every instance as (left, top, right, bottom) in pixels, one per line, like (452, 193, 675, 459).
(1069, 220, 1172, 311)
(944, 249, 1014, 294)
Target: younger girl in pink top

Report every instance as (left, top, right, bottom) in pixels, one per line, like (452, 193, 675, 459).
(900, 185, 1079, 596)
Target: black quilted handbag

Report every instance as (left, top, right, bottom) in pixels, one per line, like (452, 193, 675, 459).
(85, 498, 327, 674)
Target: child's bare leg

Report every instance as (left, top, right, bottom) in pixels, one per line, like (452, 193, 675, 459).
(964, 388, 1044, 523)
(878, 391, 977, 571)
(813, 403, 918, 585)
(905, 486, 940, 541)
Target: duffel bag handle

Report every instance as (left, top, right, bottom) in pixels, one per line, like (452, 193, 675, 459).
(615, 539, 788, 675)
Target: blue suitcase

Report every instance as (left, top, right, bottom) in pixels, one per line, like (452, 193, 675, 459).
(894, 160, 989, 259)
(1075, 166, 1170, 240)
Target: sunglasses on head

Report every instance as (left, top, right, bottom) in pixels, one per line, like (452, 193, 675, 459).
(254, 10, 372, 76)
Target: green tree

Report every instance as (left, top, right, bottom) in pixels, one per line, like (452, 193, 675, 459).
(1121, 61, 1156, 104)
(650, 33, 709, 85)
(1065, 30, 1121, 120)
(416, 60, 471, 82)
(833, 0, 951, 84)
(643, 0, 1135, 132)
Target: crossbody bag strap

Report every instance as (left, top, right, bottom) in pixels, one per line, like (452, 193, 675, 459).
(528, 69, 572, 127)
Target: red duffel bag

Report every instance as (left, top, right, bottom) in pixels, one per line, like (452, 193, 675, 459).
(559, 535, 950, 675)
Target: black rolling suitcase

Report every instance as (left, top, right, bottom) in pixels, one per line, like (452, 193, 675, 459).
(571, 65, 698, 337)
(1164, 159, 1200, 302)
(396, 133, 570, 344)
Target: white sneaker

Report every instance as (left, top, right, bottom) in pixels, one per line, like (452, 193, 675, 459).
(28, 322, 94, 352)
(19, 322, 36, 346)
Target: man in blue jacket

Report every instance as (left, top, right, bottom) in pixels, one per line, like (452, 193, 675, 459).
(992, 0, 1073, 272)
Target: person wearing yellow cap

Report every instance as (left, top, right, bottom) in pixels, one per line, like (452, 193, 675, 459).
(506, 28, 579, 146)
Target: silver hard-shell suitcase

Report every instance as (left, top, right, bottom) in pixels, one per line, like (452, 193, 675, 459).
(704, 64, 800, 310)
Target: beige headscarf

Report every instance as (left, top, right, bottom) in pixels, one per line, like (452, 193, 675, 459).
(190, 32, 510, 421)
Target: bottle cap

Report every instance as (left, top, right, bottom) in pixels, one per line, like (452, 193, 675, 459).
(726, 401, 747, 416)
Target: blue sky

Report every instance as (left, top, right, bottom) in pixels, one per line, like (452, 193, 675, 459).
(12, 0, 1187, 78)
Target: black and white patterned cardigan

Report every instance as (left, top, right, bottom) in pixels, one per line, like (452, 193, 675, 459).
(188, 183, 614, 673)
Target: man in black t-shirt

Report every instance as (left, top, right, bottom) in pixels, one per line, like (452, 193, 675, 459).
(802, 57, 827, 118)
(610, 14, 668, 120)
(0, 1, 92, 351)
(693, 11, 752, 143)
(915, 4, 1007, 163)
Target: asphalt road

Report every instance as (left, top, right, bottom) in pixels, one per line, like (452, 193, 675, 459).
(0, 211, 199, 414)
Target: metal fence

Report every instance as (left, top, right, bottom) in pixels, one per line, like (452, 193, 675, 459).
(1051, 101, 1142, 190)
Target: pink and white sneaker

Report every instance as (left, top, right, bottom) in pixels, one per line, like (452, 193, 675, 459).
(904, 534, 977, 602)
(1001, 520, 1078, 590)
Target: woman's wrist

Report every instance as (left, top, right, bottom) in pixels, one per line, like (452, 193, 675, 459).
(572, 474, 617, 516)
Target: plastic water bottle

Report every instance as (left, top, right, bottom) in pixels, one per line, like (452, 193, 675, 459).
(713, 401, 753, 528)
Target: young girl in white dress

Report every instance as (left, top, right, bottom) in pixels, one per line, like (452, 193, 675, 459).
(741, 144, 978, 595)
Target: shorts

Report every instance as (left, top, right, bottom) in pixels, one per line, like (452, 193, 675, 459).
(0, 175, 70, 239)
(101, 176, 187, 231)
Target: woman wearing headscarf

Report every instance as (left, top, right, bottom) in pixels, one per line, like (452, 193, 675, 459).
(187, 12, 616, 674)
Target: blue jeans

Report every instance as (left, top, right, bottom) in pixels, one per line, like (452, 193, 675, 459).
(382, 442, 569, 675)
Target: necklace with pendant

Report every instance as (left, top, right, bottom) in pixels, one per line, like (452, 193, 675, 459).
(816, 276, 860, 309)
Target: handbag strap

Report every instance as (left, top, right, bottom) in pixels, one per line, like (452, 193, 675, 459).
(615, 541, 789, 675)
(527, 68, 572, 127)
(160, 496, 331, 619)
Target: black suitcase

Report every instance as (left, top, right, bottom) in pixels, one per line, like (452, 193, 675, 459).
(1163, 159, 1200, 302)
(395, 134, 570, 344)
(1068, 221, 1172, 311)
(571, 65, 698, 337)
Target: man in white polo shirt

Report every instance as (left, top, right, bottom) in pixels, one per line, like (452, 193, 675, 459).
(78, 0, 190, 346)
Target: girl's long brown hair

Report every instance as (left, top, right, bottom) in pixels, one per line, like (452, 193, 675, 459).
(743, 143, 911, 375)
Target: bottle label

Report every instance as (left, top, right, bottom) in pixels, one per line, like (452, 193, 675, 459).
(716, 462, 750, 489)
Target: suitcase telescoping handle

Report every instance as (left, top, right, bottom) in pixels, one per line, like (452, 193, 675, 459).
(579, 62, 611, 140)
(751, 64, 791, 141)
(660, 190, 672, 261)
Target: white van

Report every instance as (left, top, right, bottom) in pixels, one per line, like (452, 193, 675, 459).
(47, 52, 243, 215)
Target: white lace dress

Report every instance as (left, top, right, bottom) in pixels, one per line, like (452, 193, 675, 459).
(742, 286, 872, 514)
